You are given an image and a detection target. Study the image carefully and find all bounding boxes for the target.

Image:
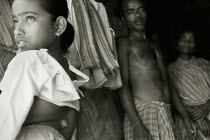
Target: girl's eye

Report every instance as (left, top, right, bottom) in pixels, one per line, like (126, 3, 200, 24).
(26, 16, 35, 22)
(13, 19, 19, 26)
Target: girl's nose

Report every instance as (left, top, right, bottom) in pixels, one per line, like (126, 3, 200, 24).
(14, 21, 25, 36)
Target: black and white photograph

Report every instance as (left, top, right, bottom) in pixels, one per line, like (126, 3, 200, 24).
(0, 0, 210, 140)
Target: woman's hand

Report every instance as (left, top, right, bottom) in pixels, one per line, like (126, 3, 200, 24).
(191, 102, 210, 121)
(183, 117, 196, 139)
(197, 118, 210, 136)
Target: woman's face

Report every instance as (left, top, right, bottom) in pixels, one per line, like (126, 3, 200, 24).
(12, 0, 57, 52)
(178, 32, 195, 55)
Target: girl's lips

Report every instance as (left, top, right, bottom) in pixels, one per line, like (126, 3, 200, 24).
(15, 37, 27, 45)
(17, 40, 26, 44)
(16, 40, 27, 47)
(15, 36, 27, 42)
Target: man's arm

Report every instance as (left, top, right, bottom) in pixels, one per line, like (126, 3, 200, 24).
(117, 38, 152, 139)
(154, 46, 194, 131)
(154, 46, 189, 119)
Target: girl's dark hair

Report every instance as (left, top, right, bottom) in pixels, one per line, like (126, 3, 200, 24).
(37, 0, 74, 54)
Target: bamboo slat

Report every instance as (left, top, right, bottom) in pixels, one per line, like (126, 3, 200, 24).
(0, 0, 13, 28)
(0, 16, 13, 47)
(0, 61, 4, 81)
(0, 49, 15, 70)
(0, 44, 17, 54)
(0, 0, 16, 71)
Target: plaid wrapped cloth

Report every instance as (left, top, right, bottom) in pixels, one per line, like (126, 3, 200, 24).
(0, 62, 4, 81)
(124, 98, 178, 140)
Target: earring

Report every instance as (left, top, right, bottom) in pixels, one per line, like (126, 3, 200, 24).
(55, 33, 60, 38)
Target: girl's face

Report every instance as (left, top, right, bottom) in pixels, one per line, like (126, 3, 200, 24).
(12, 0, 57, 52)
(178, 32, 195, 55)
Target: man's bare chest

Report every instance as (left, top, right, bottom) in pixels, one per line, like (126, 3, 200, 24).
(128, 43, 157, 64)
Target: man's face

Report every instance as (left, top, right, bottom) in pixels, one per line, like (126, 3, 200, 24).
(122, 0, 147, 32)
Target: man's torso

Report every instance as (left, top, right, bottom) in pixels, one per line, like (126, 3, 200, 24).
(127, 39, 168, 102)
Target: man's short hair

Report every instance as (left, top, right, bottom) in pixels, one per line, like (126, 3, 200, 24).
(120, 0, 148, 18)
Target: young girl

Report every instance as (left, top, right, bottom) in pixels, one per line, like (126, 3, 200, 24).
(0, 0, 88, 139)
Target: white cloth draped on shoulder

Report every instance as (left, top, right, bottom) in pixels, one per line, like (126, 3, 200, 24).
(0, 49, 89, 140)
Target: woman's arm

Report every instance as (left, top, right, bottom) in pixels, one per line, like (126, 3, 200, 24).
(188, 100, 210, 121)
(61, 108, 78, 140)
(169, 76, 196, 134)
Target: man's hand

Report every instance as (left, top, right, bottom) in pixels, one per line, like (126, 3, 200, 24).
(133, 124, 153, 140)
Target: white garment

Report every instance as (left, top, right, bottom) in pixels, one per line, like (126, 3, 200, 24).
(16, 125, 65, 140)
(0, 49, 89, 140)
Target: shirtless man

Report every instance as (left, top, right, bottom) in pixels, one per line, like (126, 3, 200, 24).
(117, 0, 194, 139)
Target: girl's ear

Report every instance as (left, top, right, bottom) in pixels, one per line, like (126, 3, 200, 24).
(55, 16, 67, 36)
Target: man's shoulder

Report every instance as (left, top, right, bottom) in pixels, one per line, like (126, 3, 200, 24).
(117, 37, 130, 50)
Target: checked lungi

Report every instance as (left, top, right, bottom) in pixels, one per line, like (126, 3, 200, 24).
(124, 98, 178, 140)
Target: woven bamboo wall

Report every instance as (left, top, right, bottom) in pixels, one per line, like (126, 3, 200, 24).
(78, 88, 124, 140)
(0, 0, 16, 80)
